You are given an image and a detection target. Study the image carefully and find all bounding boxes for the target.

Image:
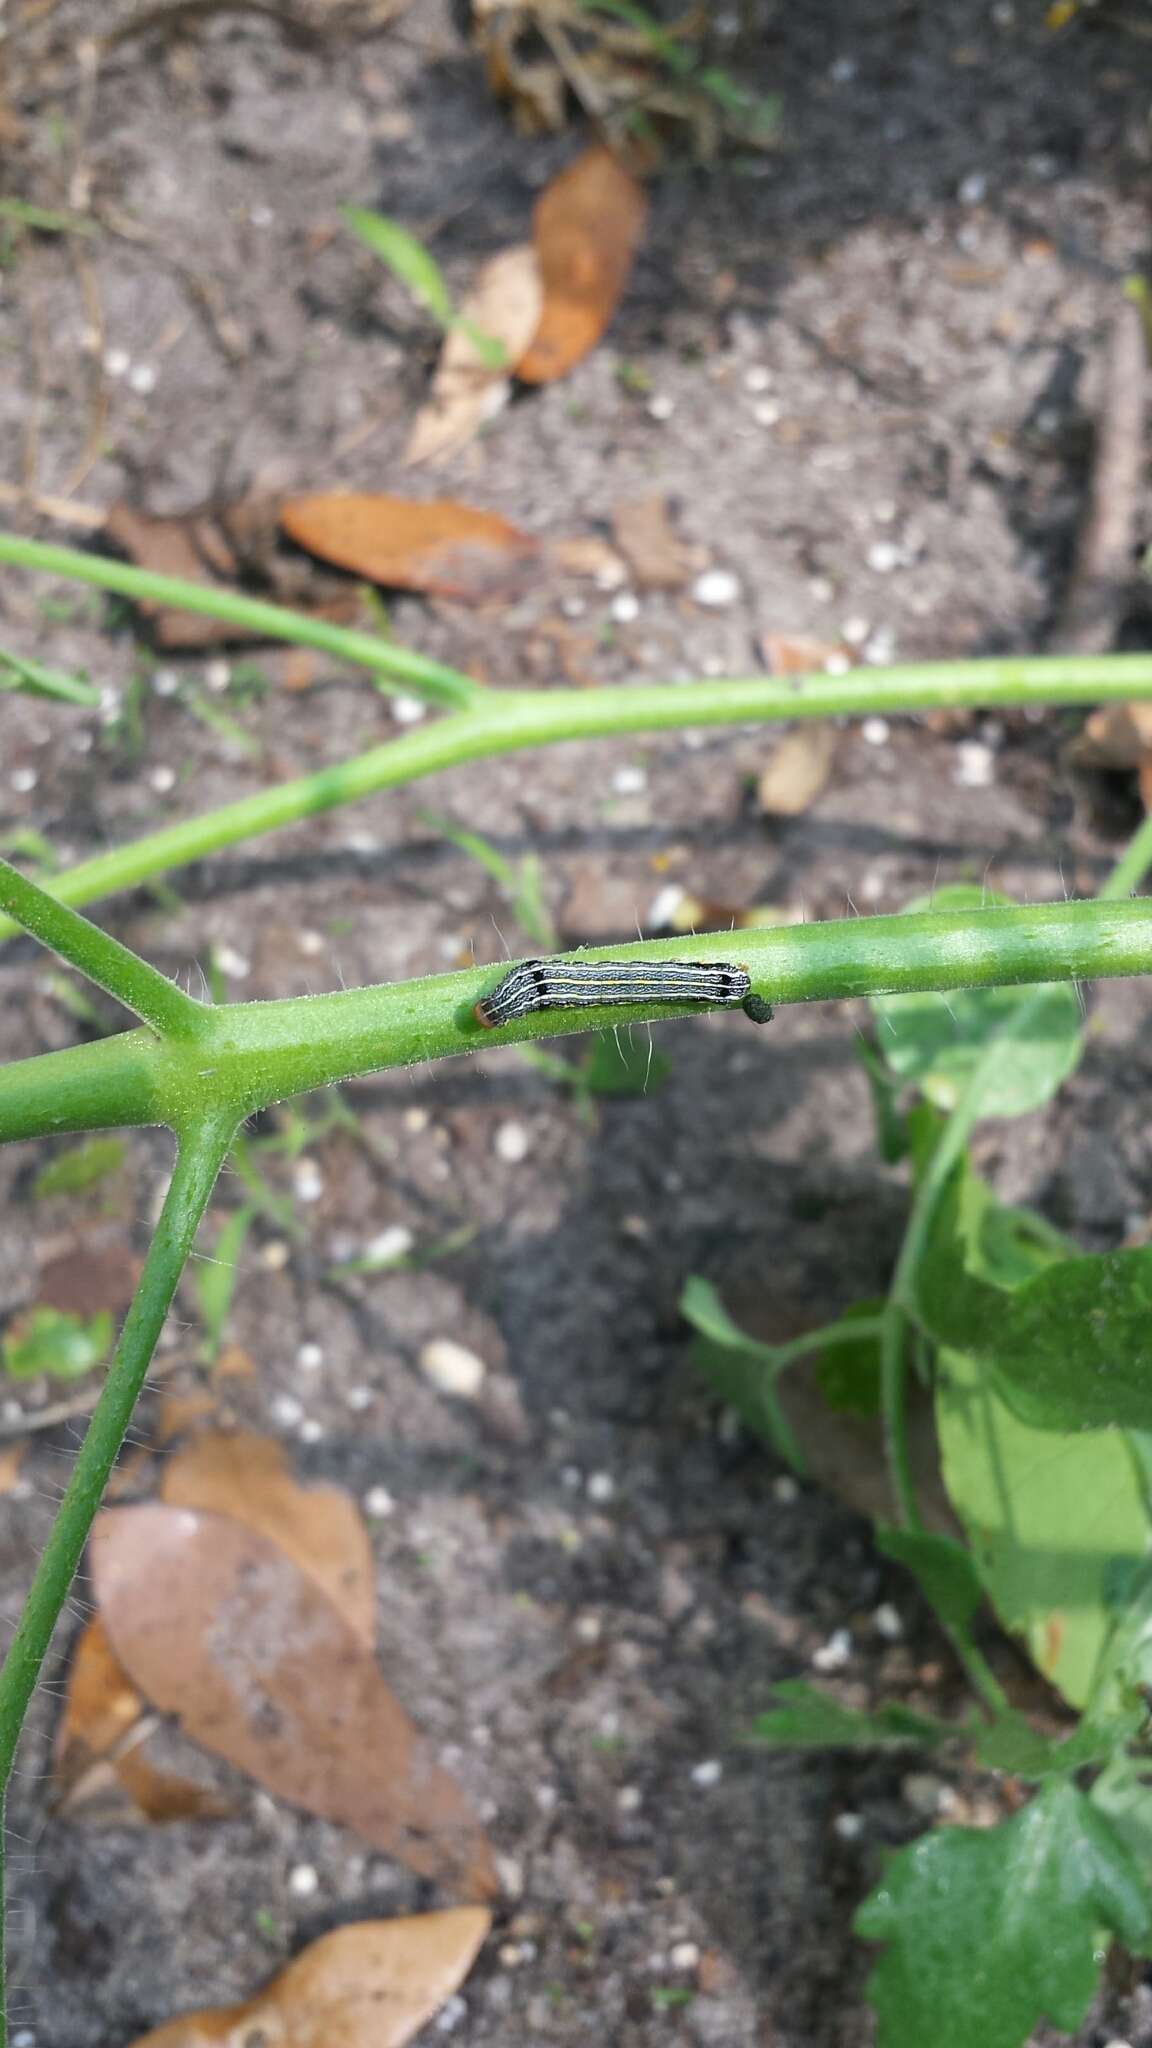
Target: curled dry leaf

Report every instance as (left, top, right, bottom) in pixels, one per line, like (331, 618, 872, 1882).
(611, 496, 702, 591)
(404, 243, 543, 467)
(104, 497, 362, 646)
(161, 1429, 376, 1647)
(279, 493, 537, 604)
(516, 145, 648, 384)
(53, 1617, 228, 1823)
(92, 1505, 498, 1898)
(127, 1908, 491, 2048)
(756, 724, 838, 817)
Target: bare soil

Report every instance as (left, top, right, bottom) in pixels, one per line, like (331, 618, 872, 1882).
(2, 1, 1152, 2043)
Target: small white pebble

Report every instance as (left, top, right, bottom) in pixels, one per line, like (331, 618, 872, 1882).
(498, 1943, 524, 1969)
(249, 202, 275, 228)
(204, 659, 231, 693)
(647, 882, 687, 929)
(298, 1418, 324, 1444)
(812, 1628, 853, 1672)
(271, 1393, 304, 1428)
(561, 593, 587, 620)
(561, 1464, 583, 1490)
(610, 590, 641, 625)
(535, 1782, 558, 1812)
(574, 1612, 603, 1642)
(861, 716, 890, 747)
(128, 361, 157, 395)
(298, 927, 325, 956)
(148, 764, 176, 794)
(867, 540, 902, 574)
(365, 1485, 396, 1518)
(99, 684, 122, 724)
(287, 1863, 319, 1898)
(292, 1159, 323, 1205)
(12, 2032, 36, 2048)
(808, 575, 835, 603)
(823, 651, 851, 675)
(617, 1785, 643, 1812)
(612, 764, 647, 795)
(403, 1106, 430, 1133)
(830, 54, 857, 82)
(863, 628, 897, 667)
(214, 944, 251, 979)
(364, 1224, 414, 1265)
(841, 616, 871, 647)
(260, 1239, 290, 1271)
(752, 399, 782, 427)
(833, 1811, 864, 1841)
(152, 667, 180, 697)
(954, 740, 995, 788)
(743, 364, 772, 393)
(958, 171, 988, 206)
(296, 1341, 324, 1372)
(586, 1471, 616, 1504)
(692, 568, 741, 609)
(420, 1338, 487, 1400)
(391, 694, 427, 725)
(647, 392, 675, 422)
(9, 766, 37, 794)
(346, 1384, 374, 1412)
(873, 1602, 903, 1639)
(494, 1120, 531, 1164)
(773, 1475, 800, 1504)
(436, 1994, 469, 2034)
(669, 1941, 700, 1971)
(495, 1854, 524, 1898)
(103, 346, 130, 378)
(690, 1759, 723, 1788)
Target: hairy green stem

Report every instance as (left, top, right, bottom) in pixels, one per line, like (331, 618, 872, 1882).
(0, 858, 204, 1037)
(0, 1111, 235, 2042)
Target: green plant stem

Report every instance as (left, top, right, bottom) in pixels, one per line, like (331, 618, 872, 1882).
(880, 1303, 922, 1533)
(5, 900, 1152, 1145)
(0, 646, 100, 706)
(0, 1110, 235, 2042)
(0, 535, 479, 710)
(0, 857, 204, 1037)
(1099, 807, 1152, 901)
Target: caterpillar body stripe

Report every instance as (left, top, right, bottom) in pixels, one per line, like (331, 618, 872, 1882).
(473, 958, 774, 1029)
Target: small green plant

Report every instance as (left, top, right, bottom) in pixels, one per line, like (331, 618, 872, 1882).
(684, 880, 1152, 2047)
(342, 207, 508, 368)
(3, 529, 1152, 2044)
(2, 1306, 114, 1382)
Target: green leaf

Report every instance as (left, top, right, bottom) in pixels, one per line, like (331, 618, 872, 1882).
(192, 1205, 256, 1360)
(877, 1525, 984, 1632)
(750, 1680, 951, 1751)
(870, 887, 1082, 1117)
(814, 1299, 885, 1415)
(857, 1779, 1150, 2048)
(936, 1346, 1150, 1708)
(680, 1277, 803, 1471)
(581, 1028, 670, 1097)
(914, 1150, 1072, 1354)
(3, 1306, 113, 1381)
(986, 1246, 1152, 1433)
(1092, 1749, 1152, 1892)
(976, 1708, 1142, 1780)
(33, 1136, 126, 1198)
(341, 206, 454, 327)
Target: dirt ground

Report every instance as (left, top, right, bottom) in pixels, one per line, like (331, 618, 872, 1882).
(2, 1, 1152, 2043)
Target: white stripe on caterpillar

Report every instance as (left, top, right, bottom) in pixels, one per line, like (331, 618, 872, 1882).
(474, 958, 773, 1029)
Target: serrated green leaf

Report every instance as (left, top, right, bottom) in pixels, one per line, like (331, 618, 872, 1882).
(936, 1347, 1149, 1708)
(857, 1779, 1150, 2048)
(870, 887, 1082, 1118)
(3, 1306, 113, 1381)
(750, 1679, 951, 1751)
(341, 206, 454, 327)
(877, 1525, 984, 1632)
(33, 1136, 126, 1198)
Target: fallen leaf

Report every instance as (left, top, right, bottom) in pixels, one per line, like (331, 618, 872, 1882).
(611, 496, 702, 590)
(53, 1617, 224, 1823)
(92, 1505, 497, 1898)
(404, 244, 543, 467)
(756, 724, 838, 816)
(156, 1389, 219, 1445)
(127, 1909, 491, 2048)
(1070, 700, 1152, 772)
(105, 498, 363, 647)
(279, 493, 537, 604)
(760, 632, 847, 677)
(0, 1443, 26, 1494)
(37, 1238, 142, 1320)
(161, 1430, 376, 1647)
(542, 534, 628, 588)
(211, 1342, 256, 1384)
(516, 146, 648, 384)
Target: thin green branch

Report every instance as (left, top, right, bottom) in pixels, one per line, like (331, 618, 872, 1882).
(0, 646, 100, 706)
(0, 1110, 236, 2042)
(0, 857, 204, 1038)
(0, 534, 480, 710)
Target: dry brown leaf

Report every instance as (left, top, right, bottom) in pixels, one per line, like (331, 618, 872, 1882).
(611, 496, 702, 590)
(211, 1342, 256, 1384)
(0, 1444, 26, 1495)
(404, 244, 543, 467)
(516, 146, 648, 384)
(92, 1505, 498, 1898)
(760, 633, 847, 677)
(156, 1389, 219, 1445)
(1070, 700, 1152, 772)
(161, 1430, 376, 1648)
(127, 1909, 491, 2048)
(37, 1238, 142, 1319)
(52, 1616, 226, 1823)
(279, 493, 537, 604)
(756, 725, 838, 816)
(543, 534, 628, 586)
